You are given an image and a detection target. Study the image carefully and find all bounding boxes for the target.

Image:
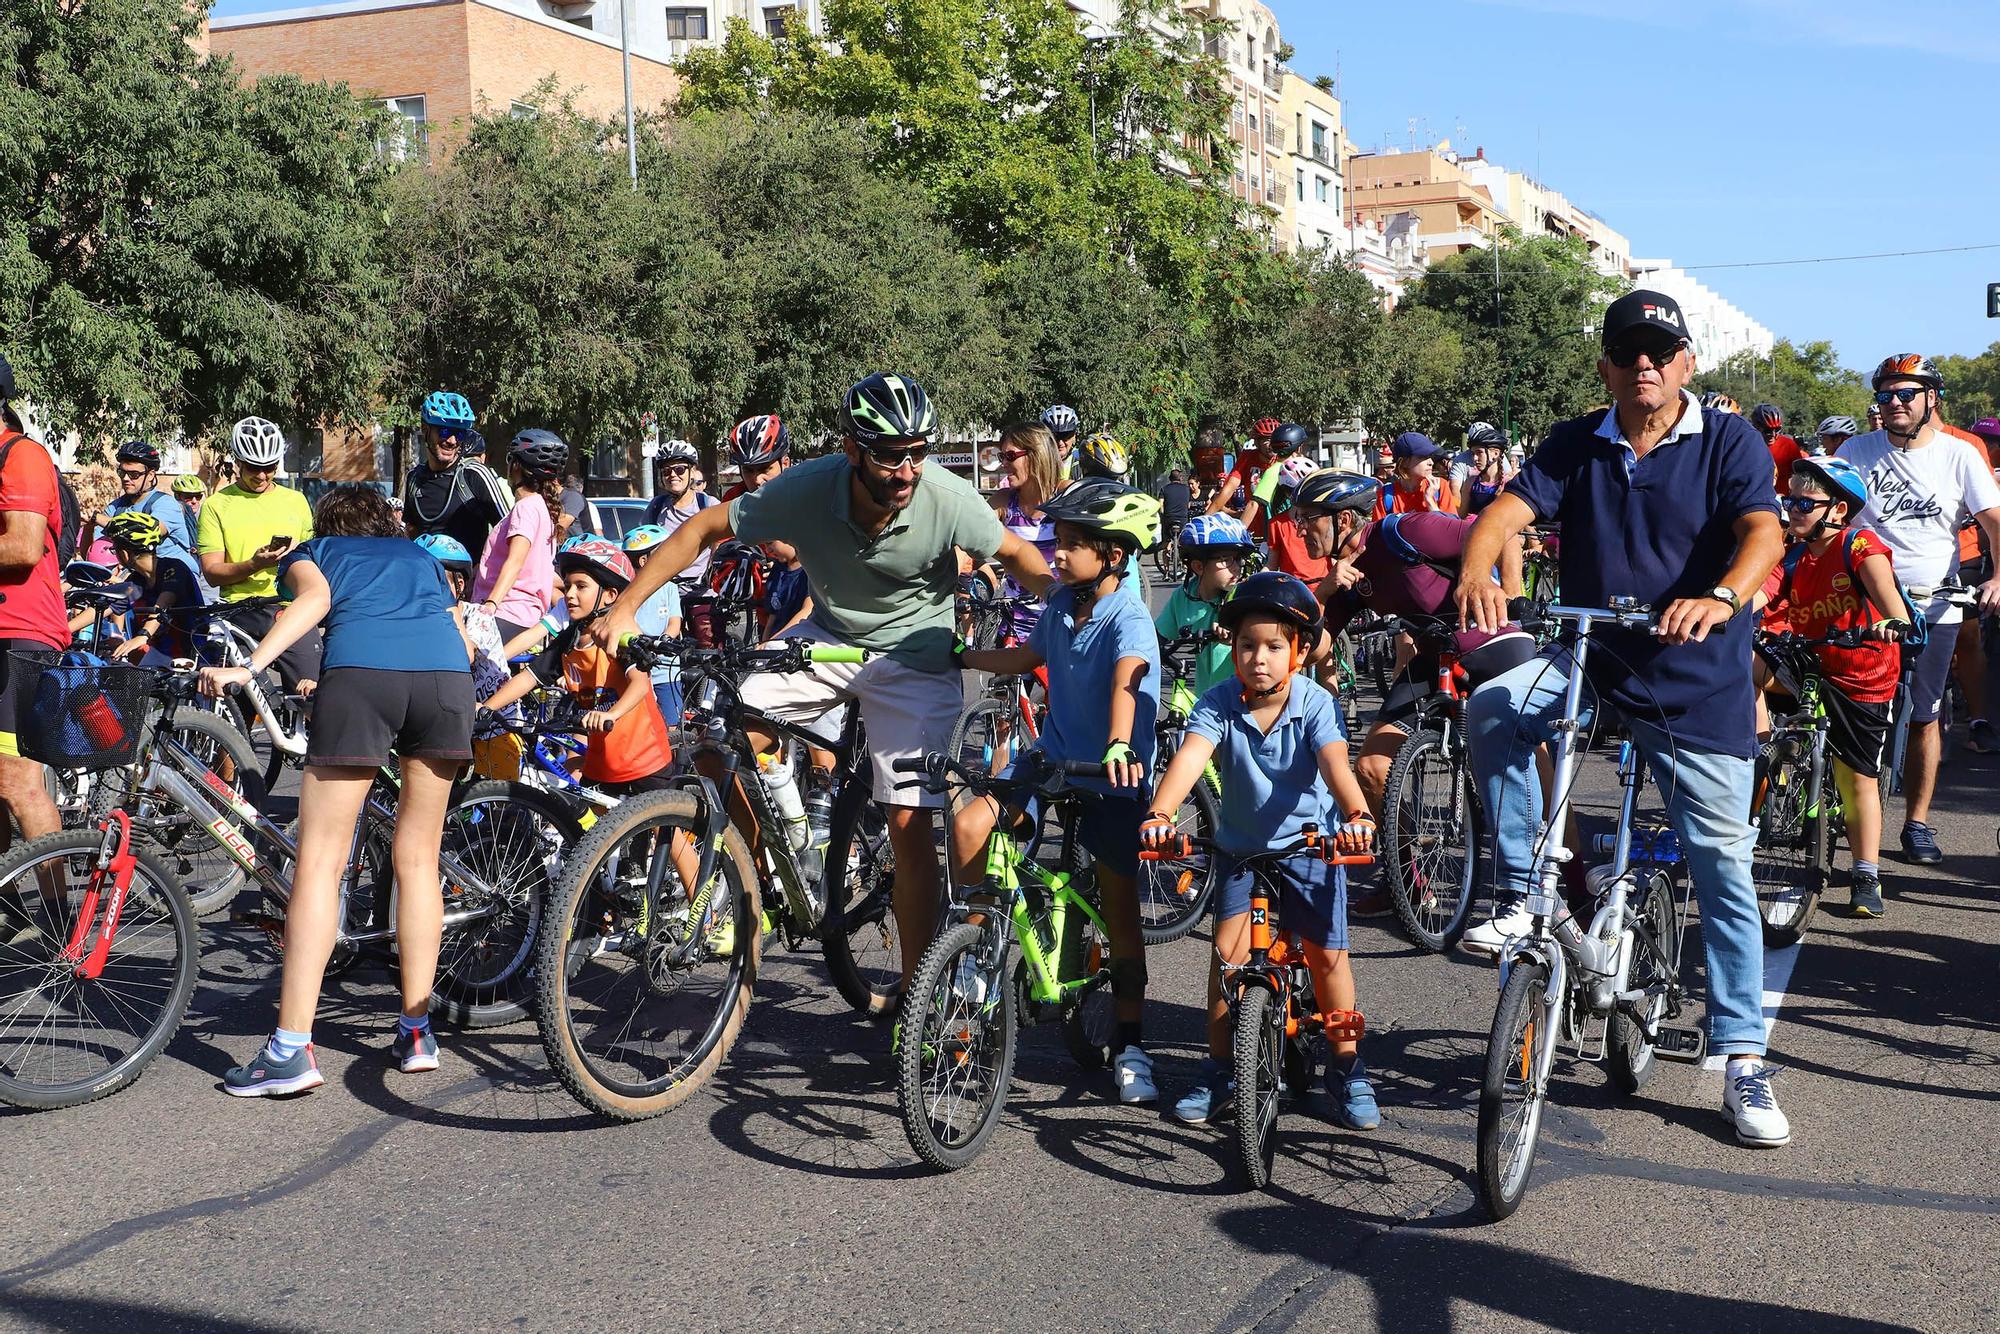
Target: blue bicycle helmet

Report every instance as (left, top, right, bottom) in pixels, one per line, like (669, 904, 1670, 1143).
(622, 523, 672, 555)
(415, 533, 474, 572)
(1791, 456, 1867, 512)
(1290, 469, 1378, 517)
(421, 391, 475, 430)
(1177, 513, 1255, 556)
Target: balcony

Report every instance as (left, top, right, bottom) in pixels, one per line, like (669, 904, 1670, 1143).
(1264, 64, 1283, 92)
(1308, 142, 1331, 166)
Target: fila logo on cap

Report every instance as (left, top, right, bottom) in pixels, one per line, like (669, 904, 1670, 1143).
(1642, 304, 1682, 329)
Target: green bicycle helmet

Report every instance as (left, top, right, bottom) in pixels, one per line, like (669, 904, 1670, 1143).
(1040, 478, 1163, 553)
(843, 372, 938, 443)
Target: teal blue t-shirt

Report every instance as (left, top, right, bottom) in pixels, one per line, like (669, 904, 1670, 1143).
(1184, 675, 1348, 858)
(280, 537, 469, 674)
(1027, 581, 1160, 794)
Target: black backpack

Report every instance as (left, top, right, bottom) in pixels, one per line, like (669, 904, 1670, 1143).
(0, 430, 82, 566)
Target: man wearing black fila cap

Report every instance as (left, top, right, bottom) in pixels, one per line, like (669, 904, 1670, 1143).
(1454, 289, 1793, 1149)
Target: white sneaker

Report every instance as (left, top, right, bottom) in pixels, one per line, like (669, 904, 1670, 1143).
(1723, 1061, 1791, 1148)
(1112, 1045, 1158, 1105)
(1461, 900, 1535, 958)
(950, 955, 988, 1006)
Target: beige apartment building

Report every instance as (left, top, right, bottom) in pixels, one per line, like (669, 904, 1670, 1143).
(1346, 142, 1506, 259)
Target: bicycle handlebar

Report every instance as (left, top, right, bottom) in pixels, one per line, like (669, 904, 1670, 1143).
(1138, 831, 1374, 867)
(1908, 582, 1979, 609)
(890, 751, 1107, 797)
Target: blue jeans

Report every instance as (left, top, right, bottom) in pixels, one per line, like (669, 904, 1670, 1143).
(1466, 653, 1767, 1057)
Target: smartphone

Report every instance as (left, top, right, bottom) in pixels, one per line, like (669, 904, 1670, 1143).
(269, 534, 292, 547)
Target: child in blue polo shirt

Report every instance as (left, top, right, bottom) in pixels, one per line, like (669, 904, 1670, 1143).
(1143, 571, 1381, 1130)
(955, 480, 1164, 1105)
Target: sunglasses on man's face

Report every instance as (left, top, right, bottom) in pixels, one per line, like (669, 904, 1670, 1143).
(1874, 387, 1925, 405)
(861, 441, 928, 469)
(1605, 339, 1685, 370)
(118, 467, 149, 481)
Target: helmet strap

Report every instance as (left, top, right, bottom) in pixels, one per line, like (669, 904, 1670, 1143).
(1887, 393, 1934, 448)
(1234, 628, 1304, 703)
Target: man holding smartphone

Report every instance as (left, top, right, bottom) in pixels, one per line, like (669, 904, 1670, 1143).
(197, 416, 322, 692)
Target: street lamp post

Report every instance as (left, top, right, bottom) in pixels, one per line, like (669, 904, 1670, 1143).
(1502, 323, 1596, 448)
(620, 0, 638, 189)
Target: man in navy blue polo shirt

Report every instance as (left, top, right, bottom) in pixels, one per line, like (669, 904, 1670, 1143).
(1454, 289, 1791, 1149)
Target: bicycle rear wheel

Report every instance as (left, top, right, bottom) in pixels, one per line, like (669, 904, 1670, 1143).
(0, 831, 197, 1110)
(1381, 724, 1479, 952)
(1139, 766, 1219, 945)
(897, 921, 1017, 1171)
(949, 695, 1021, 781)
(1750, 733, 1828, 948)
(1477, 957, 1554, 1220)
(430, 781, 578, 1027)
(536, 791, 759, 1120)
(1230, 985, 1285, 1190)
(820, 774, 903, 1017)
(139, 709, 267, 918)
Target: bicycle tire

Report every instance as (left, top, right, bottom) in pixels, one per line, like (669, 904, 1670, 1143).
(430, 781, 579, 1027)
(1477, 957, 1553, 1221)
(949, 695, 1019, 780)
(0, 831, 198, 1110)
(1381, 724, 1478, 952)
(1608, 870, 1680, 1095)
(820, 773, 903, 1018)
(535, 790, 760, 1120)
(1369, 634, 1394, 698)
(1139, 770, 1220, 945)
(90, 709, 267, 918)
(1230, 984, 1284, 1190)
(1750, 734, 1828, 948)
(897, 920, 1017, 1171)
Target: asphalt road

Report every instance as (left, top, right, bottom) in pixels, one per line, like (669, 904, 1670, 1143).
(4, 603, 1998, 1332)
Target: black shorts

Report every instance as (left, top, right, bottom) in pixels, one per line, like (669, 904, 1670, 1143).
(1377, 631, 1539, 732)
(230, 603, 324, 692)
(307, 668, 474, 768)
(1821, 690, 1891, 779)
(0, 637, 56, 759)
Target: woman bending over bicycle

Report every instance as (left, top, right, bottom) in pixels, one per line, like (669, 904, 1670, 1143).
(1142, 573, 1380, 1129)
(201, 486, 476, 1096)
(1751, 459, 1912, 918)
(953, 481, 1164, 1104)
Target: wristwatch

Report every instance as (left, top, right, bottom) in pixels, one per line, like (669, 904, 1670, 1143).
(1708, 585, 1741, 615)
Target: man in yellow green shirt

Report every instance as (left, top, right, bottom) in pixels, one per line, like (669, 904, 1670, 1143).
(197, 417, 321, 689)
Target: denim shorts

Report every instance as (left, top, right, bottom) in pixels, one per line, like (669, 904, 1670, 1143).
(1214, 852, 1347, 950)
(1006, 777, 1146, 878)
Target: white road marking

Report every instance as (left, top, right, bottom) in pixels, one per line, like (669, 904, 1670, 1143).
(1702, 939, 1801, 1070)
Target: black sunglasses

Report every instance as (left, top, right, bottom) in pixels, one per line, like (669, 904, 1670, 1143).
(1873, 387, 1925, 405)
(1782, 496, 1832, 514)
(117, 467, 149, 480)
(1605, 339, 1686, 370)
(861, 441, 928, 469)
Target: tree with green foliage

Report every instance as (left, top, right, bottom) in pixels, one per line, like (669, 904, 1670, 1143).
(1369, 306, 1489, 442)
(1206, 246, 1387, 439)
(0, 0, 394, 447)
(1695, 340, 1869, 439)
(1934, 342, 2000, 426)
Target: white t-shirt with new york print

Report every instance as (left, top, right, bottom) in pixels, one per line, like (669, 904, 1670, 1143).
(1837, 428, 2000, 623)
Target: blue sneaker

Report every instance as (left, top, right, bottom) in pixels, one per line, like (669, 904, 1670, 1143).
(1900, 820, 1944, 866)
(223, 1043, 324, 1098)
(1326, 1055, 1380, 1130)
(1170, 1060, 1235, 1125)
(391, 1025, 440, 1074)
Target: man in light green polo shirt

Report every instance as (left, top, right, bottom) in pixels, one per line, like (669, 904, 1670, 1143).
(598, 373, 1055, 993)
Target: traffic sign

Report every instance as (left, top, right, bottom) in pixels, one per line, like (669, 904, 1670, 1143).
(1988, 282, 2000, 318)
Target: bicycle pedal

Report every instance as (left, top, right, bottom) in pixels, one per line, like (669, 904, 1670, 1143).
(1652, 1024, 1706, 1062)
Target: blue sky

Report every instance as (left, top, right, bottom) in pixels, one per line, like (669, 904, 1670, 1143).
(208, 0, 1999, 370)
(1269, 0, 2000, 371)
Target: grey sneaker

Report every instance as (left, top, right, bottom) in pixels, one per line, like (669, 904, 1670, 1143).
(224, 1043, 324, 1098)
(1170, 1060, 1235, 1125)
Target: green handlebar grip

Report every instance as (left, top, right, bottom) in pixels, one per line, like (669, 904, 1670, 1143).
(808, 646, 866, 665)
(617, 633, 637, 648)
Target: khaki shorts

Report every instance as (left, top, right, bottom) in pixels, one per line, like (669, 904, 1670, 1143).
(739, 624, 963, 808)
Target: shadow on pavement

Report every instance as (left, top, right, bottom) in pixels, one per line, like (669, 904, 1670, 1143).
(0, 1290, 302, 1333)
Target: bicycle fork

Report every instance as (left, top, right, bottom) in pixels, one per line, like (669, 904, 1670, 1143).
(62, 810, 139, 980)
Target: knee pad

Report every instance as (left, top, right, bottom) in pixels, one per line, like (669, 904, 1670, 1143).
(1109, 955, 1148, 1000)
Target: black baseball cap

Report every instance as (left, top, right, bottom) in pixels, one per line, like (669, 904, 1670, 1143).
(1601, 289, 1689, 351)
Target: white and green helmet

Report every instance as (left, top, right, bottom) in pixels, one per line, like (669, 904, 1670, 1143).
(843, 372, 938, 444)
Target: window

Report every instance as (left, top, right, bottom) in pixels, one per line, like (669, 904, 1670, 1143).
(1314, 175, 1329, 203)
(664, 6, 707, 39)
(1310, 121, 1329, 163)
(763, 4, 793, 35)
(375, 95, 427, 163)
(510, 100, 540, 119)
(1296, 169, 1305, 202)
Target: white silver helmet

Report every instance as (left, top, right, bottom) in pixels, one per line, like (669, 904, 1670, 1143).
(230, 416, 286, 467)
(661, 438, 699, 466)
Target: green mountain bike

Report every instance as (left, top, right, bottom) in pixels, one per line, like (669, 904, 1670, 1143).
(1751, 627, 1865, 947)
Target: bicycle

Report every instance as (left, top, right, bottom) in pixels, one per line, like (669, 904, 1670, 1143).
(1751, 627, 1867, 947)
(1882, 581, 1979, 794)
(1140, 632, 1224, 943)
(1377, 616, 1483, 952)
(890, 749, 1119, 1171)
(0, 660, 565, 1109)
(1474, 600, 1703, 1220)
(1140, 831, 1373, 1189)
(532, 634, 895, 1121)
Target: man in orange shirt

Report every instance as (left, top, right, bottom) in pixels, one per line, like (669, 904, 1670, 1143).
(1371, 433, 1457, 519)
(1751, 403, 1802, 494)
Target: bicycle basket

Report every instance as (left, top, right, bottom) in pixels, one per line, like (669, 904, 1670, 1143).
(12, 650, 157, 771)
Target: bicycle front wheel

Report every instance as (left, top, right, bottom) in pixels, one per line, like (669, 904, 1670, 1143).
(820, 774, 903, 1018)
(1139, 767, 1219, 945)
(430, 781, 579, 1027)
(1381, 725, 1478, 952)
(897, 921, 1017, 1172)
(1477, 957, 1555, 1220)
(1750, 735, 1828, 947)
(1230, 985, 1285, 1190)
(536, 791, 760, 1120)
(0, 831, 197, 1110)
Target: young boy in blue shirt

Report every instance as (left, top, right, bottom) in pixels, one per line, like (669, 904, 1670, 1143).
(1143, 571, 1381, 1129)
(1154, 513, 1256, 694)
(955, 480, 1165, 1104)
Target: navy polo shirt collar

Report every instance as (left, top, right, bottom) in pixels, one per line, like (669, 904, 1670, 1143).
(1593, 389, 1703, 477)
